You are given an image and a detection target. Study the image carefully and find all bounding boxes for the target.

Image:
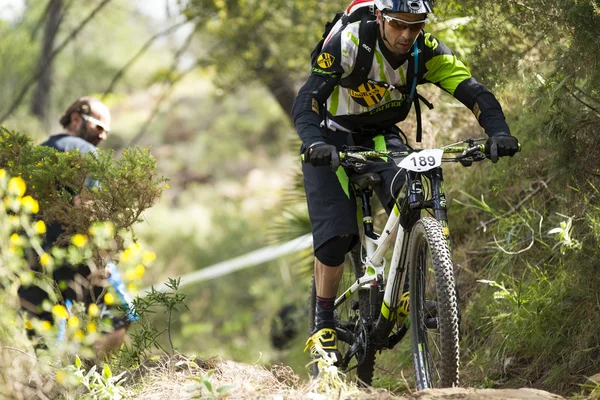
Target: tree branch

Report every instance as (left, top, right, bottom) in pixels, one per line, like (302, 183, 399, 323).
(574, 85, 600, 104)
(102, 19, 193, 98)
(30, 0, 53, 41)
(568, 89, 600, 116)
(123, 27, 199, 149)
(0, 0, 113, 124)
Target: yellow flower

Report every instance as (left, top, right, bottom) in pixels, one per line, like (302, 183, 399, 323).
(52, 305, 69, 320)
(87, 322, 97, 333)
(55, 370, 66, 384)
(7, 176, 26, 196)
(142, 251, 156, 266)
(25, 320, 33, 330)
(120, 249, 132, 263)
(134, 264, 145, 278)
(0, 169, 5, 180)
(73, 330, 85, 342)
(10, 233, 22, 246)
(40, 253, 52, 267)
(127, 283, 138, 293)
(67, 316, 80, 328)
(21, 196, 39, 214)
(40, 321, 52, 331)
(71, 234, 88, 248)
(34, 220, 46, 234)
(88, 303, 99, 317)
(104, 292, 115, 305)
(165, 184, 170, 189)
(125, 270, 136, 281)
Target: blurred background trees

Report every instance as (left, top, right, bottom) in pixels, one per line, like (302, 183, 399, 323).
(0, 0, 599, 396)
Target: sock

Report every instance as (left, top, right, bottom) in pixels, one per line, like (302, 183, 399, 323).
(315, 296, 336, 330)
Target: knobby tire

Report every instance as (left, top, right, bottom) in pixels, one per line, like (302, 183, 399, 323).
(408, 218, 460, 389)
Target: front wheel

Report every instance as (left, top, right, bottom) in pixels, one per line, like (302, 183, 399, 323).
(408, 218, 460, 389)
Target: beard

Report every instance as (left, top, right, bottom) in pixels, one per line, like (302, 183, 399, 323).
(77, 121, 100, 146)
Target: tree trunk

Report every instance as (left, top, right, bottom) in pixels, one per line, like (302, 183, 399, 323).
(31, 0, 63, 123)
(263, 71, 297, 122)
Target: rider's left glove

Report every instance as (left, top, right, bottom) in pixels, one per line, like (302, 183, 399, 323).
(307, 141, 340, 171)
(486, 133, 519, 163)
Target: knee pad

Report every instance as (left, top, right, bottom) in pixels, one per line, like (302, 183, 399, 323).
(315, 235, 356, 266)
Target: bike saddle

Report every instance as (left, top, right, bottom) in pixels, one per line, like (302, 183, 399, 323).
(350, 173, 381, 190)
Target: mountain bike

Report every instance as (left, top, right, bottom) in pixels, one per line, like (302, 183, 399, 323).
(307, 138, 516, 389)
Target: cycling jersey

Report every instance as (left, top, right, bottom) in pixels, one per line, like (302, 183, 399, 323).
(293, 21, 511, 147)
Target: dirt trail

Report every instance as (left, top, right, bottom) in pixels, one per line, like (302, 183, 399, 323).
(127, 358, 565, 400)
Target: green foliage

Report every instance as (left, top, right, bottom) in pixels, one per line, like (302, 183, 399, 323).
(61, 357, 130, 400)
(0, 127, 166, 251)
(120, 278, 188, 367)
(188, 369, 234, 399)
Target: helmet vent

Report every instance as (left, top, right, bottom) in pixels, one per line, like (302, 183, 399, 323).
(408, 1, 421, 10)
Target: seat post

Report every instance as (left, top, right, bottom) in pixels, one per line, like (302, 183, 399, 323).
(360, 189, 377, 240)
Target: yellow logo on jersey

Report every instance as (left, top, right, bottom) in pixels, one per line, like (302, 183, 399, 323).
(317, 53, 335, 69)
(424, 33, 438, 50)
(349, 82, 387, 107)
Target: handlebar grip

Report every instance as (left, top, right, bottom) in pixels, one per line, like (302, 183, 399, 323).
(481, 140, 522, 155)
(300, 152, 344, 164)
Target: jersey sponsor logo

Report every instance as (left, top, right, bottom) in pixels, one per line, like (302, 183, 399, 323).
(312, 98, 320, 114)
(311, 67, 339, 77)
(368, 99, 407, 114)
(349, 82, 387, 107)
(317, 53, 335, 69)
(424, 33, 438, 50)
(472, 103, 481, 120)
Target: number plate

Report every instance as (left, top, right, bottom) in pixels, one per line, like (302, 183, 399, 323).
(397, 149, 443, 172)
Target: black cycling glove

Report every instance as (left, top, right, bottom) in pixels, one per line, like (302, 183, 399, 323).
(307, 141, 340, 170)
(486, 133, 519, 163)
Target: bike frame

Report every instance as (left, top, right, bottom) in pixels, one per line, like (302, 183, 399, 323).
(334, 162, 454, 341)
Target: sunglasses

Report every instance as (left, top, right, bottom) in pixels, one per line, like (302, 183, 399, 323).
(382, 14, 428, 33)
(80, 113, 110, 133)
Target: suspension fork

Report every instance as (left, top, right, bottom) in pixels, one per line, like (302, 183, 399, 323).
(428, 167, 452, 253)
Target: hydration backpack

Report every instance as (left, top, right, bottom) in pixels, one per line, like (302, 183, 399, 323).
(310, 0, 378, 90)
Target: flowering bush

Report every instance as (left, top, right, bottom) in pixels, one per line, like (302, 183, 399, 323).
(0, 126, 166, 399)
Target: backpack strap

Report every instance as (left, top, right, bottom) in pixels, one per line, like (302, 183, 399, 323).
(339, 14, 377, 89)
(409, 39, 434, 142)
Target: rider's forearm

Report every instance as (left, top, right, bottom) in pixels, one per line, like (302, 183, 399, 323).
(293, 74, 338, 147)
(453, 77, 511, 136)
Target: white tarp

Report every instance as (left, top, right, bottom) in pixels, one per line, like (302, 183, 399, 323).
(140, 234, 313, 295)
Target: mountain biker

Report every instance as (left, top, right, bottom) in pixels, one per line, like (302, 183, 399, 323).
(18, 97, 129, 358)
(292, 0, 519, 362)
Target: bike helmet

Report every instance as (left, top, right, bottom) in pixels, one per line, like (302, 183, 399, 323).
(374, 0, 433, 13)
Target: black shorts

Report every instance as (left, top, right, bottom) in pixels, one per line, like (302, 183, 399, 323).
(302, 127, 409, 251)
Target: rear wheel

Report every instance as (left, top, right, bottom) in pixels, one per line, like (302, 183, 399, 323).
(408, 218, 460, 389)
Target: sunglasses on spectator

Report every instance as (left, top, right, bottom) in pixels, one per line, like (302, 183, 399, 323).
(383, 14, 428, 32)
(80, 113, 110, 133)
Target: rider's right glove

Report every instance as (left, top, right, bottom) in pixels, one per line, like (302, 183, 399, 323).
(486, 133, 519, 163)
(307, 141, 340, 171)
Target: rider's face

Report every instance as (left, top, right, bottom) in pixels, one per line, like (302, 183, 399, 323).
(377, 10, 426, 55)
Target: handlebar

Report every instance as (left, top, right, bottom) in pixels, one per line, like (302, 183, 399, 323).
(301, 138, 521, 166)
